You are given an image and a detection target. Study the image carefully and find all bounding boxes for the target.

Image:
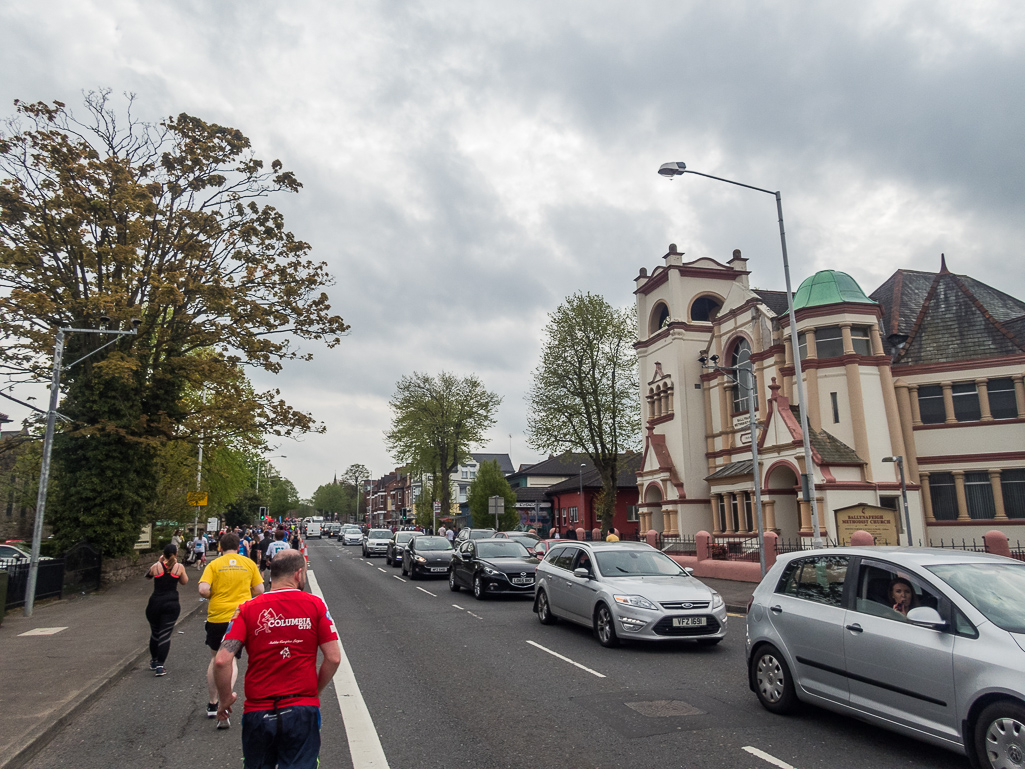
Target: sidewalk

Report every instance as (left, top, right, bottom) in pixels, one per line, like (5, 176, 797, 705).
(0, 568, 208, 769)
(699, 576, 755, 614)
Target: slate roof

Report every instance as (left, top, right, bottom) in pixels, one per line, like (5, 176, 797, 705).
(506, 453, 593, 483)
(545, 453, 641, 494)
(786, 406, 864, 464)
(514, 486, 550, 503)
(753, 289, 791, 317)
(471, 453, 515, 474)
(705, 459, 753, 481)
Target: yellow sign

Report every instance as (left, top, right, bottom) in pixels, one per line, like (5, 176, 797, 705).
(187, 492, 209, 506)
(834, 504, 901, 545)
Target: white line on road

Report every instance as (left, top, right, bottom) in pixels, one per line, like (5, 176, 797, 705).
(466, 611, 484, 620)
(415, 587, 436, 597)
(452, 604, 464, 610)
(307, 571, 390, 769)
(392, 575, 406, 583)
(377, 567, 387, 573)
(743, 746, 797, 769)
(526, 640, 606, 678)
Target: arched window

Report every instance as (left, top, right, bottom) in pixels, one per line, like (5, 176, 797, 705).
(649, 302, 670, 335)
(730, 338, 757, 414)
(690, 295, 723, 323)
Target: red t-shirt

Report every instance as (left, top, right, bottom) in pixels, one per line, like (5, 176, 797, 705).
(223, 588, 339, 713)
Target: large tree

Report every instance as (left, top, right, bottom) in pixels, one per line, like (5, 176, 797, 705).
(467, 460, 518, 530)
(526, 292, 640, 534)
(0, 92, 348, 554)
(385, 371, 500, 516)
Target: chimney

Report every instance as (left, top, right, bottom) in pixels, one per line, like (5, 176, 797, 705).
(728, 248, 748, 271)
(664, 243, 683, 267)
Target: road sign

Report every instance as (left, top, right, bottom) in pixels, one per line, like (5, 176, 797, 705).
(433, 501, 441, 514)
(489, 495, 503, 529)
(187, 492, 208, 506)
(206, 517, 218, 532)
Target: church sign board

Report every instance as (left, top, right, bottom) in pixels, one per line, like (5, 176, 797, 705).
(833, 504, 901, 546)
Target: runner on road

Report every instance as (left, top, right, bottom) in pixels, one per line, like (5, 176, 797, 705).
(215, 549, 341, 768)
(144, 543, 189, 677)
(198, 532, 263, 725)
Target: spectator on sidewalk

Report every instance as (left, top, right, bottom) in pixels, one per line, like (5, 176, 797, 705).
(198, 533, 263, 723)
(192, 534, 207, 569)
(145, 543, 189, 677)
(605, 528, 620, 542)
(214, 549, 341, 766)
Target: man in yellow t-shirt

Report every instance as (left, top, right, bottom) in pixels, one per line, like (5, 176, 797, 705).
(605, 529, 620, 542)
(198, 532, 263, 724)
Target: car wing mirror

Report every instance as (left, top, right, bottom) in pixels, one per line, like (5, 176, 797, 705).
(683, 567, 694, 576)
(573, 567, 590, 579)
(906, 606, 947, 629)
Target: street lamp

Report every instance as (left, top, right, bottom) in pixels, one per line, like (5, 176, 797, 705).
(700, 354, 766, 577)
(25, 319, 140, 617)
(579, 463, 586, 533)
(659, 160, 823, 547)
(255, 455, 287, 494)
(883, 456, 914, 547)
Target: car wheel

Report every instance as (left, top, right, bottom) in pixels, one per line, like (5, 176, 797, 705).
(473, 575, 487, 601)
(448, 569, 460, 592)
(385, 553, 391, 566)
(594, 603, 619, 647)
(409, 564, 418, 580)
(974, 700, 1025, 769)
(751, 644, 798, 714)
(536, 589, 557, 625)
(400, 559, 407, 576)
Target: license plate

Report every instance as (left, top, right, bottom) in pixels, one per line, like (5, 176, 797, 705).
(431, 567, 446, 572)
(672, 616, 707, 627)
(512, 577, 533, 585)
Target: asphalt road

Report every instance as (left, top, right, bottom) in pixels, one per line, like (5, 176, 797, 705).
(27, 538, 971, 769)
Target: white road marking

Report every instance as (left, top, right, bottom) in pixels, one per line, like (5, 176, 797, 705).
(452, 604, 464, 610)
(307, 571, 391, 769)
(392, 575, 406, 583)
(466, 611, 484, 620)
(526, 640, 607, 678)
(377, 567, 387, 573)
(18, 627, 68, 637)
(415, 587, 437, 597)
(743, 746, 797, 769)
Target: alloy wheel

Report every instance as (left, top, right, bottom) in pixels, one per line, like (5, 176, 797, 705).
(473, 575, 484, 599)
(596, 606, 613, 643)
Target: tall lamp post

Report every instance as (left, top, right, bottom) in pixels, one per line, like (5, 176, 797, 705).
(700, 354, 766, 576)
(659, 160, 822, 547)
(883, 456, 914, 547)
(25, 319, 140, 617)
(578, 463, 586, 533)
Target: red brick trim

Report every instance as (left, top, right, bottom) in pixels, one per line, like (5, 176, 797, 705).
(918, 451, 1025, 465)
(778, 303, 883, 328)
(913, 418, 1025, 431)
(893, 353, 1025, 375)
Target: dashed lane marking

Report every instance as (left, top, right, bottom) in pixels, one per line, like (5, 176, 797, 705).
(377, 567, 387, 573)
(526, 640, 606, 679)
(416, 587, 437, 597)
(452, 604, 464, 610)
(306, 572, 391, 769)
(466, 611, 484, 620)
(393, 575, 406, 583)
(743, 746, 798, 769)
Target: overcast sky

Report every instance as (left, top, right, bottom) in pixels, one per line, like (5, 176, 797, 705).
(2, 1, 1023, 497)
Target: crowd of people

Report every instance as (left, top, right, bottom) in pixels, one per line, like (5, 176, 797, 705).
(144, 520, 340, 768)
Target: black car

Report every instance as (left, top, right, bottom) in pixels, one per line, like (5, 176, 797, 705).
(386, 531, 416, 567)
(454, 527, 496, 543)
(400, 536, 454, 579)
(448, 538, 538, 600)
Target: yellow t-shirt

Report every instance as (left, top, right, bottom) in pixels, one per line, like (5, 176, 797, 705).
(606, 533, 620, 542)
(200, 553, 262, 623)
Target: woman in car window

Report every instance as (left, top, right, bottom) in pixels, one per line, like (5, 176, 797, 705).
(889, 577, 919, 616)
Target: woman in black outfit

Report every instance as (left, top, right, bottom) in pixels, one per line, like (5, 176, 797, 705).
(145, 543, 189, 676)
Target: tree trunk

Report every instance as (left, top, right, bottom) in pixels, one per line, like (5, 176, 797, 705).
(599, 467, 618, 536)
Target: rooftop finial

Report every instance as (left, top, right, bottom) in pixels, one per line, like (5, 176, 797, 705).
(939, 253, 950, 274)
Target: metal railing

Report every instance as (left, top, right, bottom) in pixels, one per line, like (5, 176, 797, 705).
(3, 558, 66, 610)
(710, 534, 762, 561)
(660, 534, 697, 555)
(1009, 541, 1025, 562)
(927, 538, 988, 553)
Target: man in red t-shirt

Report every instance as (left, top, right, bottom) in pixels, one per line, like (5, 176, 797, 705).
(215, 549, 341, 768)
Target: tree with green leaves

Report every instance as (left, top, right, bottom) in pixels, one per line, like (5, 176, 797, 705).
(312, 481, 354, 519)
(526, 292, 640, 535)
(0, 92, 348, 555)
(385, 372, 500, 516)
(467, 460, 518, 530)
(267, 477, 300, 519)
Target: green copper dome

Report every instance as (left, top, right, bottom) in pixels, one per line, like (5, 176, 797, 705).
(790, 270, 877, 311)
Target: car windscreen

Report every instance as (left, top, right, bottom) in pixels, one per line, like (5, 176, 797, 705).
(395, 533, 414, 543)
(416, 538, 453, 551)
(476, 542, 530, 559)
(469, 530, 496, 539)
(594, 549, 686, 577)
(369, 530, 392, 539)
(927, 562, 1025, 633)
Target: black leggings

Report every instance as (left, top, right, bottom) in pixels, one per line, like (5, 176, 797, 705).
(145, 597, 181, 664)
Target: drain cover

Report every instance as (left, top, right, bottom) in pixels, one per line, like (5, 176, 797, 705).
(625, 699, 703, 718)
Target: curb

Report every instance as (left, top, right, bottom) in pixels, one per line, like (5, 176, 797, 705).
(1, 598, 206, 769)
(726, 603, 749, 615)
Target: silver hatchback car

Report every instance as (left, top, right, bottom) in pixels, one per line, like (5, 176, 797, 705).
(534, 541, 727, 647)
(746, 547, 1025, 768)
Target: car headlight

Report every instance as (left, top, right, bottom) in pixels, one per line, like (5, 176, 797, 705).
(613, 594, 657, 611)
(415, 555, 427, 563)
(711, 591, 724, 610)
(483, 566, 500, 576)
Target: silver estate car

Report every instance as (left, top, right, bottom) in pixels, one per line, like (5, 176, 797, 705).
(534, 541, 727, 647)
(746, 547, 1025, 768)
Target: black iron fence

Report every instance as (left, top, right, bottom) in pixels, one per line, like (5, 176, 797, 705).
(660, 534, 697, 555)
(63, 541, 103, 594)
(709, 534, 762, 561)
(1010, 542, 1025, 562)
(927, 538, 987, 553)
(3, 558, 66, 609)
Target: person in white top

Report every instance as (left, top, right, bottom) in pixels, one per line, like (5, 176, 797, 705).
(445, 528, 455, 543)
(193, 535, 207, 568)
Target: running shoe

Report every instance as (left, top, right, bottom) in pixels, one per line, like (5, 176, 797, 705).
(206, 703, 218, 718)
(216, 718, 230, 730)
(154, 665, 166, 677)
(149, 659, 158, 670)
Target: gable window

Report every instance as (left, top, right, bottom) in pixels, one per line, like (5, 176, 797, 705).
(690, 295, 722, 323)
(830, 392, 840, 424)
(917, 385, 946, 424)
(988, 378, 1018, 420)
(730, 339, 757, 414)
(1001, 470, 1025, 519)
(964, 472, 996, 519)
(815, 326, 845, 359)
(952, 382, 981, 422)
(929, 472, 958, 520)
(850, 327, 872, 355)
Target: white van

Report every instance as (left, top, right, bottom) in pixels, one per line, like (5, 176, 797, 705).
(306, 521, 323, 538)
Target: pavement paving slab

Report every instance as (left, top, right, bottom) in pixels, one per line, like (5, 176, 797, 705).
(0, 564, 208, 769)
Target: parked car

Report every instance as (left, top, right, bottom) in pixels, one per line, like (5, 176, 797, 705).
(531, 539, 562, 559)
(0, 542, 32, 565)
(455, 528, 497, 543)
(401, 535, 454, 579)
(340, 526, 363, 545)
(494, 531, 541, 550)
(449, 538, 538, 599)
(534, 541, 727, 648)
(386, 531, 416, 567)
(746, 546, 1025, 769)
(362, 529, 393, 558)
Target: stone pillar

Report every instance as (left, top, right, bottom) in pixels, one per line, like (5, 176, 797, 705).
(840, 323, 855, 355)
(736, 491, 749, 533)
(909, 384, 923, 425)
(977, 379, 993, 421)
(844, 356, 872, 480)
(718, 377, 732, 450)
(850, 530, 875, 546)
(942, 382, 956, 424)
(869, 326, 885, 356)
(762, 531, 778, 571)
(645, 529, 659, 548)
(783, 335, 794, 400)
(893, 381, 919, 479)
(952, 470, 970, 521)
(664, 507, 678, 537)
(799, 499, 812, 535)
(646, 391, 655, 421)
(880, 369, 911, 476)
(816, 496, 827, 536)
(763, 499, 777, 532)
(804, 331, 821, 432)
(919, 473, 936, 522)
(639, 510, 652, 532)
(724, 492, 736, 534)
(710, 494, 722, 535)
(990, 470, 1008, 520)
(1014, 375, 1025, 419)
(984, 530, 1012, 558)
(696, 530, 712, 561)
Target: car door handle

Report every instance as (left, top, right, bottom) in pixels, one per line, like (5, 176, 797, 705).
(845, 623, 863, 633)
(769, 605, 782, 614)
